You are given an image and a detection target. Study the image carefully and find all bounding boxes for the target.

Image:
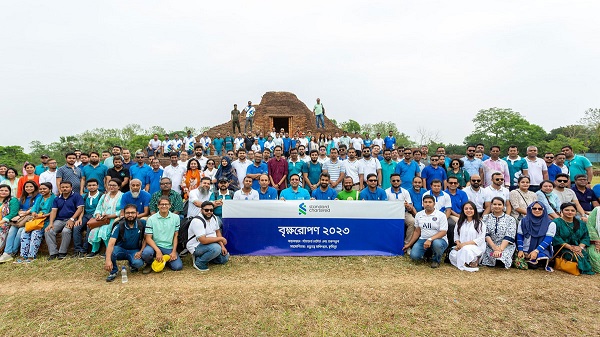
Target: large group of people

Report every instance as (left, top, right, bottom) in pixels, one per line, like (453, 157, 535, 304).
(1, 121, 600, 281)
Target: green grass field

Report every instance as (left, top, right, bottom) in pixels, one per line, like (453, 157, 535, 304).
(1, 255, 599, 336)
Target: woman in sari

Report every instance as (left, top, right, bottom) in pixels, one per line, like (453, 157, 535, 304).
(181, 159, 203, 200)
(552, 202, 594, 275)
(87, 179, 123, 257)
(449, 201, 486, 272)
(0, 181, 41, 263)
(0, 184, 19, 255)
(585, 206, 600, 273)
(516, 202, 556, 271)
(509, 176, 538, 221)
(17, 182, 55, 262)
(215, 157, 239, 191)
(480, 197, 517, 268)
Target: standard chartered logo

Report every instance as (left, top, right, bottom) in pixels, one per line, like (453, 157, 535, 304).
(298, 203, 307, 215)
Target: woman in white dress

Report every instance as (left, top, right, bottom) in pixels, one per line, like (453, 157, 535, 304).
(449, 201, 487, 272)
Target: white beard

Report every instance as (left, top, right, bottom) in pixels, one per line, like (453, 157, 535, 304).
(131, 191, 140, 198)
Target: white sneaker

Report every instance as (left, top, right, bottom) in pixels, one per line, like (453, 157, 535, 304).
(0, 252, 14, 263)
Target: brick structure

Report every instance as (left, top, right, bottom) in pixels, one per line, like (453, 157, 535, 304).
(206, 91, 343, 137)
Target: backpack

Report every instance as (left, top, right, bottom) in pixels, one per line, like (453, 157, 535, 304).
(177, 216, 206, 253)
(111, 218, 145, 248)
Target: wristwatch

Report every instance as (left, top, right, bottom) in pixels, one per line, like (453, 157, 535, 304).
(69, 218, 75, 222)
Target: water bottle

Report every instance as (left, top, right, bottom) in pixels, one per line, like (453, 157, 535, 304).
(121, 266, 128, 283)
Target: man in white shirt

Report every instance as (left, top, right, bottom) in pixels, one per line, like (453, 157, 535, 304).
(233, 177, 259, 200)
(183, 130, 196, 155)
(386, 173, 415, 247)
(525, 146, 548, 192)
(187, 201, 229, 272)
(39, 158, 59, 195)
(231, 149, 251, 187)
(358, 147, 382, 190)
(372, 133, 385, 150)
(187, 177, 212, 217)
(483, 172, 511, 215)
(161, 134, 173, 157)
(163, 153, 186, 193)
(350, 132, 364, 156)
(191, 145, 209, 169)
(199, 132, 211, 156)
(403, 195, 448, 268)
(464, 175, 485, 215)
(344, 148, 361, 191)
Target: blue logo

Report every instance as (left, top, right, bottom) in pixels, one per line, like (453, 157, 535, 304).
(298, 203, 307, 215)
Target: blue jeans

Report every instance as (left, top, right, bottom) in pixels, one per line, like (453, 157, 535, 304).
(316, 114, 325, 129)
(111, 246, 144, 274)
(193, 242, 229, 268)
(73, 214, 92, 253)
(141, 245, 183, 271)
(5, 226, 24, 254)
(20, 229, 44, 259)
(410, 238, 448, 263)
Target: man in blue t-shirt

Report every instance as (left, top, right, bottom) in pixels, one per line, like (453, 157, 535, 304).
(383, 131, 396, 150)
(311, 173, 338, 200)
(280, 174, 311, 200)
(119, 179, 151, 220)
(359, 173, 388, 200)
(104, 204, 146, 282)
(408, 177, 426, 213)
(129, 152, 152, 190)
(302, 150, 322, 193)
(395, 148, 421, 190)
(420, 155, 447, 190)
(212, 132, 224, 156)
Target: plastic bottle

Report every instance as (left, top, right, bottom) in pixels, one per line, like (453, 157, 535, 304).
(121, 266, 128, 283)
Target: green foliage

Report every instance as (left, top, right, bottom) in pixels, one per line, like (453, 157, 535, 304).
(464, 107, 547, 152)
(338, 119, 361, 133)
(544, 135, 588, 154)
(0, 146, 31, 169)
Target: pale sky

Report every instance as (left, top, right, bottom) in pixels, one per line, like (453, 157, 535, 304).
(2, 0, 599, 151)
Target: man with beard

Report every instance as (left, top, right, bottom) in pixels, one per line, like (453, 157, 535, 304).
(119, 179, 151, 220)
(106, 156, 131, 193)
(302, 150, 322, 193)
(104, 204, 146, 282)
(209, 178, 234, 219)
(464, 175, 486, 215)
(461, 145, 484, 179)
(246, 151, 269, 190)
(121, 149, 134, 170)
(379, 149, 397, 190)
(258, 174, 278, 200)
(483, 172, 511, 215)
(187, 177, 212, 217)
(343, 148, 361, 191)
(145, 158, 164, 195)
(395, 148, 421, 190)
(163, 153, 186, 194)
(78, 153, 90, 168)
(149, 177, 184, 215)
(408, 176, 426, 214)
(359, 173, 387, 200)
(482, 146, 510, 188)
(287, 147, 304, 185)
(311, 173, 338, 200)
(244, 133, 255, 152)
(231, 149, 251, 187)
(358, 147, 382, 190)
(386, 173, 415, 247)
(73, 179, 103, 258)
(280, 174, 311, 200)
(188, 201, 229, 272)
(191, 145, 208, 169)
(298, 145, 309, 163)
(322, 148, 345, 192)
(56, 152, 83, 194)
(81, 151, 108, 194)
(103, 145, 122, 170)
(337, 176, 360, 200)
(35, 154, 50, 175)
(130, 152, 152, 190)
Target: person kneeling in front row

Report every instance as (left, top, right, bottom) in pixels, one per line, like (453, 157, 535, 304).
(104, 204, 146, 282)
(141, 197, 183, 273)
(187, 201, 229, 272)
(403, 195, 449, 268)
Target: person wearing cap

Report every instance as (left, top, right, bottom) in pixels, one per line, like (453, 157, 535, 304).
(35, 154, 50, 175)
(209, 177, 234, 219)
(188, 201, 229, 272)
(104, 204, 146, 282)
(141, 196, 183, 273)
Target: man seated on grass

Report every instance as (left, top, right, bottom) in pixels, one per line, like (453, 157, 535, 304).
(187, 201, 229, 272)
(104, 204, 146, 282)
(141, 197, 183, 273)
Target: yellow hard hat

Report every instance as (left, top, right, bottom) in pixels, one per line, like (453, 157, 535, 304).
(151, 255, 170, 272)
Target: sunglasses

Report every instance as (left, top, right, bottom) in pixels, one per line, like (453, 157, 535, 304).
(391, 179, 400, 182)
(531, 207, 543, 211)
(368, 180, 377, 182)
(557, 179, 568, 183)
(545, 156, 554, 159)
(202, 208, 214, 212)
(448, 182, 458, 185)
(471, 179, 481, 182)
(494, 178, 504, 181)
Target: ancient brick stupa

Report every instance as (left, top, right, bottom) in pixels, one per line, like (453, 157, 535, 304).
(206, 91, 342, 137)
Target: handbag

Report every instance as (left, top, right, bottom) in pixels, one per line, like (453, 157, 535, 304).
(87, 217, 111, 230)
(11, 215, 33, 228)
(25, 217, 45, 232)
(552, 244, 581, 276)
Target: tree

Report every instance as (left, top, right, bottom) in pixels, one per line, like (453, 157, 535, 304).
(416, 126, 441, 147)
(0, 146, 31, 169)
(544, 135, 588, 154)
(464, 107, 547, 152)
(338, 119, 361, 133)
